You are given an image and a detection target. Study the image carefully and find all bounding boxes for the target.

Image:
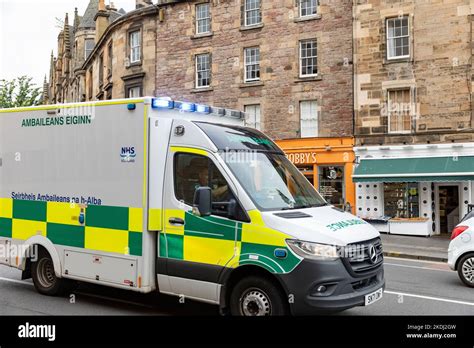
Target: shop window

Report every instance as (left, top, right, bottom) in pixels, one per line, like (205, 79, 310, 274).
(384, 183, 419, 218)
(318, 166, 344, 208)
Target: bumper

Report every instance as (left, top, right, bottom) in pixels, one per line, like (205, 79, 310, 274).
(447, 249, 456, 270)
(277, 258, 385, 315)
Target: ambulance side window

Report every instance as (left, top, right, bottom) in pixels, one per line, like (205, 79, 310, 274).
(173, 152, 233, 205)
(173, 153, 248, 221)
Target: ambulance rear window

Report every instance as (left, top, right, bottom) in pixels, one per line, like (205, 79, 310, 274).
(195, 122, 282, 153)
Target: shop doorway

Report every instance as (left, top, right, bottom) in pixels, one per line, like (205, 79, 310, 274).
(437, 185, 460, 234)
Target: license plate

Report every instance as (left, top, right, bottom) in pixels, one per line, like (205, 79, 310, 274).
(365, 288, 383, 306)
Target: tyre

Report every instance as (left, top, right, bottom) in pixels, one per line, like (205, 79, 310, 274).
(457, 253, 474, 288)
(31, 250, 75, 296)
(229, 276, 289, 316)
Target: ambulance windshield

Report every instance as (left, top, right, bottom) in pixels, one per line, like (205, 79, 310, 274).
(195, 122, 327, 211)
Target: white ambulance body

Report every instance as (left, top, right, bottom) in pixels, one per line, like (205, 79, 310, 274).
(0, 97, 384, 315)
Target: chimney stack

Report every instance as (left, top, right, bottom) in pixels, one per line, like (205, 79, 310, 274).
(94, 0, 110, 42)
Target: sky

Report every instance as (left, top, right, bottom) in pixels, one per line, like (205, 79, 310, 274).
(0, 0, 136, 89)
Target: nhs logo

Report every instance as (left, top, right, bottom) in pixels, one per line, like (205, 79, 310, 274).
(121, 147, 136, 163)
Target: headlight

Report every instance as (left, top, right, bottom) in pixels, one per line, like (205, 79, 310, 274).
(286, 239, 339, 260)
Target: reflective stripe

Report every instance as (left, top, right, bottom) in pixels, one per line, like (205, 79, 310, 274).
(148, 208, 162, 231)
(128, 207, 143, 233)
(12, 219, 47, 240)
(46, 202, 82, 226)
(170, 146, 208, 156)
(85, 226, 129, 255)
(0, 99, 145, 114)
(0, 198, 13, 218)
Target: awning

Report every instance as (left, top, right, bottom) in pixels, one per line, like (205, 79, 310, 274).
(353, 156, 474, 183)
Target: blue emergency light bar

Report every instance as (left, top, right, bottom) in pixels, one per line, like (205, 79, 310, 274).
(150, 97, 243, 118)
(152, 98, 174, 109)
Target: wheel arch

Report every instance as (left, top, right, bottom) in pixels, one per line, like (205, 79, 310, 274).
(455, 251, 474, 271)
(21, 236, 62, 278)
(219, 264, 290, 310)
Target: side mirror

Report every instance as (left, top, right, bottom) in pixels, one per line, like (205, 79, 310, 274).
(193, 186, 212, 217)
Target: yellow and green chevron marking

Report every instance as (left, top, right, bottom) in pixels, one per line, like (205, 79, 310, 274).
(0, 198, 143, 256)
(160, 210, 302, 274)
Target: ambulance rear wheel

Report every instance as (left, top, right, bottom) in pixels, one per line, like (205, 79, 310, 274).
(230, 276, 289, 316)
(32, 250, 71, 296)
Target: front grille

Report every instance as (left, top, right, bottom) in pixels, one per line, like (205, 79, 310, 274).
(351, 275, 378, 291)
(343, 237, 383, 275)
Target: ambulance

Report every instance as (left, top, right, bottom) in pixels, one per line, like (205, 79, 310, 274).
(0, 97, 384, 316)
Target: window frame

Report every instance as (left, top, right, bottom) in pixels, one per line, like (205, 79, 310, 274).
(196, 2, 211, 35)
(129, 30, 141, 64)
(299, 39, 318, 78)
(244, 47, 261, 83)
(107, 41, 113, 78)
(127, 85, 142, 98)
(387, 88, 413, 134)
(244, 104, 262, 130)
(299, 100, 319, 138)
(87, 67, 93, 101)
(85, 39, 94, 59)
(195, 53, 212, 89)
(98, 53, 104, 88)
(299, 0, 318, 18)
(244, 0, 262, 27)
(386, 16, 410, 60)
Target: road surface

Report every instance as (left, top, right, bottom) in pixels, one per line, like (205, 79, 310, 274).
(0, 257, 472, 315)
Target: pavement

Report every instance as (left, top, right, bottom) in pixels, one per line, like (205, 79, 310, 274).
(381, 233, 450, 263)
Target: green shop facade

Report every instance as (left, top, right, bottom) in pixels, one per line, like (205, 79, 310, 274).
(353, 144, 474, 237)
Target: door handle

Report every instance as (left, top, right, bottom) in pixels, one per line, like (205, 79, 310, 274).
(169, 217, 185, 226)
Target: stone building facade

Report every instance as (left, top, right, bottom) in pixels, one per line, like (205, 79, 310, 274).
(47, 0, 157, 103)
(155, 0, 354, 140)
(354, 0, 474, 146)
(353, 1, 474, 237)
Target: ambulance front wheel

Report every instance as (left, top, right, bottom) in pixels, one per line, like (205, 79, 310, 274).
(230, 276, 289, 316)
(32, 250, 75, 296)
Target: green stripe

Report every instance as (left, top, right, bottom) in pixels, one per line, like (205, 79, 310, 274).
(167, 234, 183, 260)
(240, 243, 301, 274)
(13, 200, 46, 221)
(0, 218, 12, 238)
(159, 233, 167, 257)
(86, 205, 129, 230)
(129, 232, 142, 256)
(184, 212, 240, 241)
(47, 223, 85, 248)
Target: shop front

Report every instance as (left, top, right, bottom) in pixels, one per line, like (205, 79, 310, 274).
(275, 137, 356, 213)
(353, 144, 474, 237)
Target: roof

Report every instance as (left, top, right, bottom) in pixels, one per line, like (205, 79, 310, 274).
(77, 0, 99, 30)
(109, 10, 124, 24)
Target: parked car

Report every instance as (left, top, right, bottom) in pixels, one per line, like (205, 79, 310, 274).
(448, 210, 474, 287)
